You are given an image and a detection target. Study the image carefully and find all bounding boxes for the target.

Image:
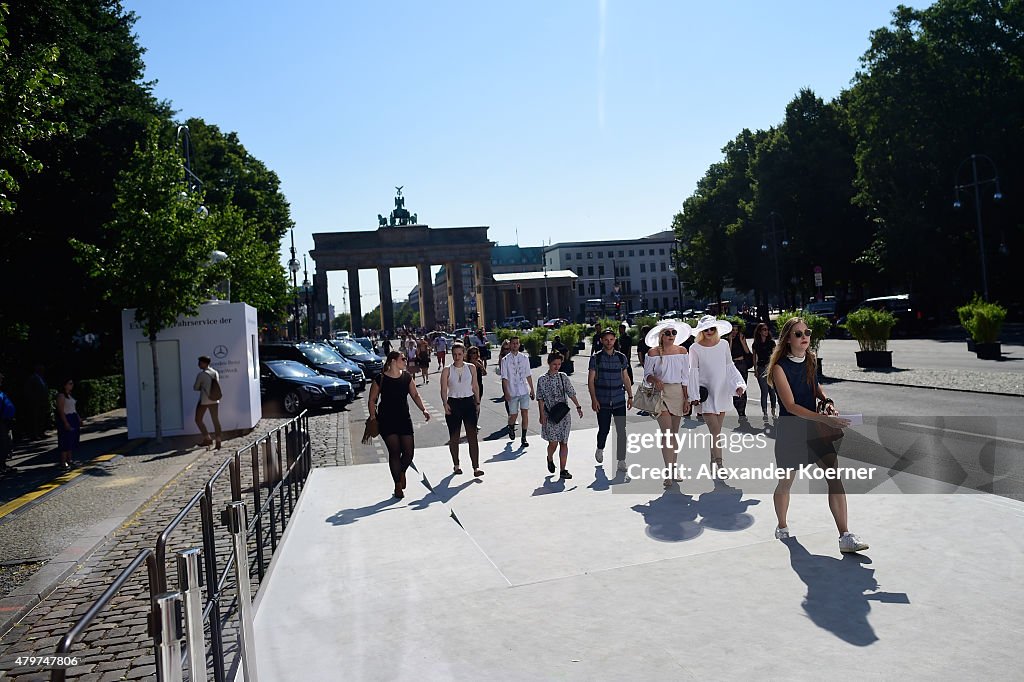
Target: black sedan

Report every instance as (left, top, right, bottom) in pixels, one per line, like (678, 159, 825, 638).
(326, 338, 385, 379)
(260, 360, 353, 415)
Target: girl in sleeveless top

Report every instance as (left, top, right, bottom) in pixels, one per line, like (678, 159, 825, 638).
(441, 344, 482, 477)
(56, 378, 82, 470)
(368, 351, 431, 499)
(768, 317, 868, 554)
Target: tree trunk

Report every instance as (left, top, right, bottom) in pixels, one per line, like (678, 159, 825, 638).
(150, 333, 163, 443)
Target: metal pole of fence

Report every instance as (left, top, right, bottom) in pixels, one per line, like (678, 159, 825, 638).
(223, 501, 260, 682)
(153, 592, 185, 682)
(176, 548, 208, 682)
(250, 443, 266, 580)
(199, 492, 226, 682)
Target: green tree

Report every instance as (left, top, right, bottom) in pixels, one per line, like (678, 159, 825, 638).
(673, 129, 763, 305)
(362, 306, 382, 331)
(333, 312, 351, 331)
(846, 0, 1024, 305)
(0, 2, 66, 214)
(0, 0, 168, 371)
(72, 123, 220, 439)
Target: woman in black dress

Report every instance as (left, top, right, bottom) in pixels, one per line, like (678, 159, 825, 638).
(768, 317, 867, 554)
(751, 323, 777, 419)
(367, 351, 431, 498)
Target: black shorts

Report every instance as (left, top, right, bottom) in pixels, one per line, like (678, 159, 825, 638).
(445, 396, 478, 433)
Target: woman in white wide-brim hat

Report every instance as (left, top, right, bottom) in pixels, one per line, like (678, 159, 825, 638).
(642, 319, 694, 487)
(688, 315, 746, 476)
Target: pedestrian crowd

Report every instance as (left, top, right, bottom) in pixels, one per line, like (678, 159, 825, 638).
(363, 315, 868, 554)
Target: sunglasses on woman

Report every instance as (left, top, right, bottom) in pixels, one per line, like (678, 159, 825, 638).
(793, 330, 812, 338)
(662, 330, 677, 337)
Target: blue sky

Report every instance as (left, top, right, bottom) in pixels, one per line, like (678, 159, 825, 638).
(124, 0, 927, 317)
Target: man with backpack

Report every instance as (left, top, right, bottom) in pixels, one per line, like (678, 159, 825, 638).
(193, 356, 223, 449)
(0, 372, 17, 475)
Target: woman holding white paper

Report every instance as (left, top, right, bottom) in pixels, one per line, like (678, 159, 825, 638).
(767, 317, 868, 554)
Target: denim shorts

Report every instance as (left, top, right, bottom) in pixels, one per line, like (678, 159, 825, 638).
(507, 393, 531, 413)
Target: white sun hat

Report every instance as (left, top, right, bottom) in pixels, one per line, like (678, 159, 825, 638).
(645, 319, 694, 347)
(693, 315, 733, 337)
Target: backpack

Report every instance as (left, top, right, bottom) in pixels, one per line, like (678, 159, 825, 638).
(0, 391, 14, 420)
(208, 375, 223, 401)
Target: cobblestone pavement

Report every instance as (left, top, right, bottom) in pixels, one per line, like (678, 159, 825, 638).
(824, 363, 1024, 395)
(0, 412, 332, 681)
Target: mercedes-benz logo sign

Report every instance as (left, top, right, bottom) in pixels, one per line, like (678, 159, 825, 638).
(213, 345, 229, 359)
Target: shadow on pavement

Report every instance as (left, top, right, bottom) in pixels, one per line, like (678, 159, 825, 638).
(630, 491, 703, 542)
(326, 498, 402, 526)
(782, 537, 909, 646)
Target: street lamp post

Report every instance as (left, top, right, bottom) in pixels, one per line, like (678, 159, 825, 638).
(761, 212, 788, 312)
(303, 254, 312, 339)
(954, 154, 1004, 301)
(288, 228, 300, 339)
(175, 126, 209, 219)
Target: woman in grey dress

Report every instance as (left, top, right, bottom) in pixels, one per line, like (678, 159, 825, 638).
(537, 352, 584, 480)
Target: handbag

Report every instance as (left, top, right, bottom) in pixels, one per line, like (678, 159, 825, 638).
(812, 398, 843, 446)
(742, 352, 754, 372)
(361, 417, 379, 444)
(546, 374, 571, 424)
(633, 357, 663, 416)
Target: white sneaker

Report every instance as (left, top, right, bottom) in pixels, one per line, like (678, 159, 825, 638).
(774, 526, 790, 540)
(617, 460, 627, 473)
(595, 448, 604, 463)
(839, 532, 869, 553)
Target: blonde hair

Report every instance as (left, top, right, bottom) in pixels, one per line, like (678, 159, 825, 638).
(766, 317, 816, 388)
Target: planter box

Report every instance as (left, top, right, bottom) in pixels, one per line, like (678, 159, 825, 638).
(967, 338, 976, 352)
(576, 342, 586, 351)
(541, 344, 548, 354)
(975, 342, 1001, 360)
(562, 359, 574, 375)
(855, 350, 892, 369)
(529, 355, 542, 369)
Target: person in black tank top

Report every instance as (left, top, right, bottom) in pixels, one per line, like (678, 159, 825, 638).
(767, 317, 869, 555)
(751, 323, 777, 419)
(367, 351, 431, 499)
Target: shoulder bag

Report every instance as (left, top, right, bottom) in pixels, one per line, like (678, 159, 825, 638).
(812, 398, 843, 446)
(633, 356, 663, 416)
(546, 374, 571, 423)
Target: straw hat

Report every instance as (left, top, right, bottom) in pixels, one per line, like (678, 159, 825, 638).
(693, 315, 733, 337)
(645, 319, 694, 347)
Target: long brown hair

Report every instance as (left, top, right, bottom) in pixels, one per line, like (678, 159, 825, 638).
(766, 317, 816, 388)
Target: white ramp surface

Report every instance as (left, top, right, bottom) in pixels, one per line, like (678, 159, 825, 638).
(250, 428, 1023, 680)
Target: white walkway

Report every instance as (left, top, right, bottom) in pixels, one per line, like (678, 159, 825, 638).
(247, 425, 1023, 680)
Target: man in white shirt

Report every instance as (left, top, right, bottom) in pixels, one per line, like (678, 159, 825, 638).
(500, 336, 534, 448)
(434, 334, 449, 369)
(193, 355, 222, 449)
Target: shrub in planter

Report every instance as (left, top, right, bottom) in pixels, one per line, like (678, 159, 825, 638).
(957, 296, 1006, 359)
(776, 310, 832, 355)
(521, 328, 545, 358)
(558, 324, 583, 357)
(842, 308, 896, 368)
(77, 375, 126, 418)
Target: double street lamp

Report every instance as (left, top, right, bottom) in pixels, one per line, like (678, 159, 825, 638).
(954, 154, 1004, 301)
(761, 211, 788, 311)
(288, 228, 301, 339)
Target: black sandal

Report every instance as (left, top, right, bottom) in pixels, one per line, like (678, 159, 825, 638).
(547, 457, 556, 474)
(560, 469, 572, 480)
(453, 467, 463, 475)
(473, 469, 484, 477)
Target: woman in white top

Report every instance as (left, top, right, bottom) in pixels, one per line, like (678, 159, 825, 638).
(56, 378, 82, 470)
(688, 316, 746, 474)
(643, 320, 694, 487)
(440, 344, 482, 477)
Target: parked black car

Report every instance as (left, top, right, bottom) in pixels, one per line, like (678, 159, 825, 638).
(259, 360, 353, 415)
(841, 294, 937, 336)
(352, 336, 378, 354)
(259, 342, 366, 392)
(325, 338, 385, 379)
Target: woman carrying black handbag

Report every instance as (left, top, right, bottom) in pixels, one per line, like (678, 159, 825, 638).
(537, 352, 584, 479)
(728, 325, 753, 420)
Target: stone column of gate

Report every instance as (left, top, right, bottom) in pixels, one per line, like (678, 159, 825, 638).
(474, 260, 497, 329)
(418, 262, 436, 330)
(348, 269, 363, 336)
(378, 267, 394, 334)
(314, 271, 329, 335)
(447, 263, 466, 327)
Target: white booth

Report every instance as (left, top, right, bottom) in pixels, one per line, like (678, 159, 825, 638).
(122, 302, 262, 439)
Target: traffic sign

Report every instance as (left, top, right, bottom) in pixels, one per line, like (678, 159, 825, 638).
(814, 273, 823, 287)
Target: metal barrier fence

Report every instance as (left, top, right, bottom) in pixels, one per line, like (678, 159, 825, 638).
(48, 412, 312, 682)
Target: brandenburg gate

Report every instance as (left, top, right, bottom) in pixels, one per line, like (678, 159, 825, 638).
(309, 188, 496, 335)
